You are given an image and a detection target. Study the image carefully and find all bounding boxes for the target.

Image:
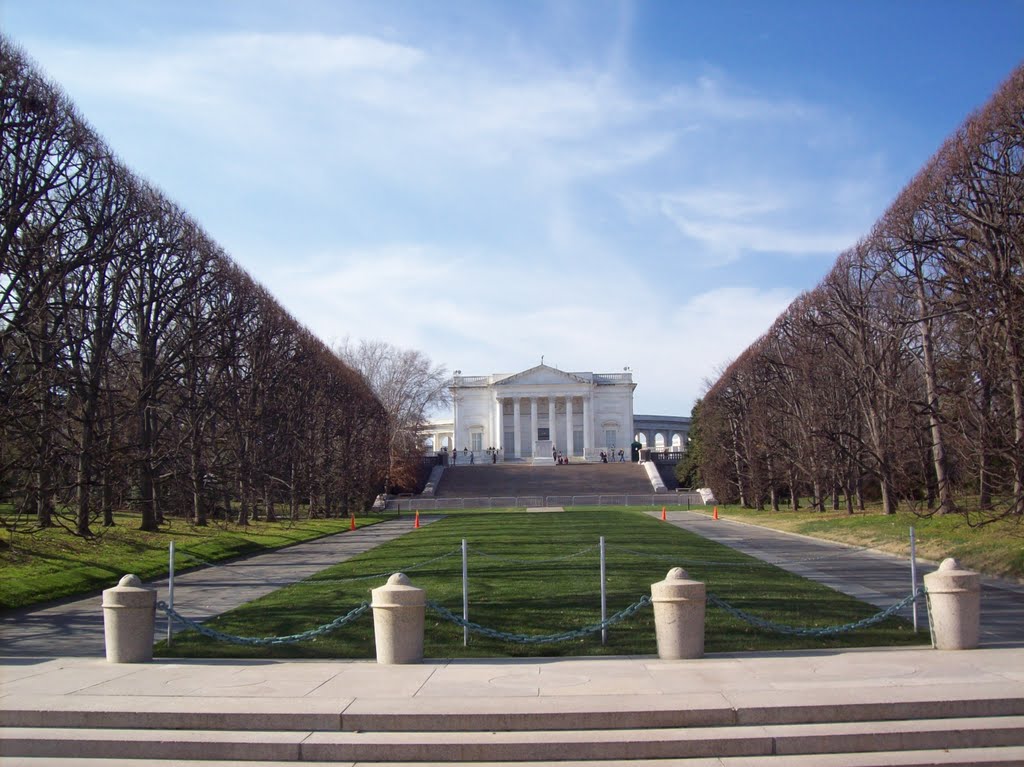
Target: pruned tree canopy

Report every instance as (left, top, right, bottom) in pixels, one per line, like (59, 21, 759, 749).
(1, 35, 389, 535)
(696, 63, 1024, 524)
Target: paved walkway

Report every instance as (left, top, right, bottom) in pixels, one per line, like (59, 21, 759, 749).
(656, 510, 1024, 648)
(0, 516, 439, 658)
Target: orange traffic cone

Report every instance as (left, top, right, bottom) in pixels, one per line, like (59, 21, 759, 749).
(661, 506, 666, 521)
(350, 515, 356, 531)
(713, 506, 719, 520)
(414, 510, 420, 529)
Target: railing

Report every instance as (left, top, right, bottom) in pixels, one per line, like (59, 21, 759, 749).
(641, 449, 685, 464)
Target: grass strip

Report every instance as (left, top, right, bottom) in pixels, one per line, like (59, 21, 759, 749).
(157, 508, 927, 659)
(0, 512, 385, 610)
(701, 504, 1024, 581)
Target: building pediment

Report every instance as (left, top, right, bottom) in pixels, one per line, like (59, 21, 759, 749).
(495, 364, 590, 387)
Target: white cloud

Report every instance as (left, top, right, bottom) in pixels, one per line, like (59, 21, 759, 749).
(658, 186, 864, 263)
(257, 242, 794, 414)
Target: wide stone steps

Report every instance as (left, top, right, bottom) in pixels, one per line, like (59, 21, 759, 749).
(435, 463, 655, 499)
(3, 716, 1024, 763)
(4, 688, 1023, 764)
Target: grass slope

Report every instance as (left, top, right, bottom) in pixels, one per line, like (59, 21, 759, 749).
(705, 505, 1024, 582)
(0, 512, 382, 610)
(158, 508, 927, 659)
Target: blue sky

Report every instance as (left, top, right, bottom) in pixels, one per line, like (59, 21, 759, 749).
(3, 0, 1022, 415)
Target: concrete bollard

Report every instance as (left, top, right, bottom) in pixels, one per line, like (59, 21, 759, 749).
(924, 558, 981, 650)
(371, 573, 426, 664)
(651, 567, 706, 659)
(102, 574, 156, 663)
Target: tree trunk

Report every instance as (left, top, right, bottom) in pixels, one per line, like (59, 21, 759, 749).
(914, 269, 956, 515)
(264, 482, 276, 522)
(191, 449, 207, 527)
(978, 372, 993, 510)
(137, 347, 159, 532)
(75, 424, 93, 536)
(880, 477, 897, 516)
(237, 478, 250, 525)
(1005, 332, 1024, 512)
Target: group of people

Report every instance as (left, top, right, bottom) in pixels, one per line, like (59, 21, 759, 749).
(443, 446, 501, 465)
(599, 449, 627, 463)
(551, 447, 570, 465)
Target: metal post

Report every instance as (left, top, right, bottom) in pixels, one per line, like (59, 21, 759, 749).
(600, 536, 607, 645)
(910, 527, 918, 632)
(167, 541, 175, 646)
(462, 538, 469, 647)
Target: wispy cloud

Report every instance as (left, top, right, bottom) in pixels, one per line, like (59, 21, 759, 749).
(659, 187, 862, 262)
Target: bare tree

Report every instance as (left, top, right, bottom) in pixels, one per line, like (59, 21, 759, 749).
(336, 339, 450, 497)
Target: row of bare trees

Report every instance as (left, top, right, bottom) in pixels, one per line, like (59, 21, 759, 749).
(697, 63, 1023, 523)
(1, 36, 389, 536)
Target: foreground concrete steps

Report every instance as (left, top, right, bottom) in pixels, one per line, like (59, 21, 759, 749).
(4, 750, 1024, 766)
(4, 716, 1024, 762)
(6, 686, 1024, 733)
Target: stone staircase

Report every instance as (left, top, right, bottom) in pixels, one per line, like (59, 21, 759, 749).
(435, 462, 655, 499)
(4, 689, 1024, 764)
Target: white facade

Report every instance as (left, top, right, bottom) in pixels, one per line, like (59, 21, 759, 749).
(426, 365, 636, 462)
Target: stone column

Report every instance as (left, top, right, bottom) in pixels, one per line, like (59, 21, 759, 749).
(548, 396, 556, 450)
(583, 395, 592, 458)
(494, 397, 502, 452)
(513, 397, 521, 458)
(924, 558, 981, 650)
(452, 393, 459, 454)
(102, 574, 156, 663)
(371, 573, 426, 664)
(651, 567, 705, 659)
(565, 395, 574, 457)
(529, 398, 538, 458)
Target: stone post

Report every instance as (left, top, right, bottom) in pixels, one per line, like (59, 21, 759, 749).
(924, 558, 981, 650)
(371, 573, 426, 664)
(650, 567, 706, 659)
(102, 574, 156, 663)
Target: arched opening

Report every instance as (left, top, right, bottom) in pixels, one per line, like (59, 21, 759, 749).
(671, 433, 682, 449)
(654, 432, 666, 449)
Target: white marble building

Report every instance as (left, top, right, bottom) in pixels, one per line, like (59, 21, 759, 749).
(425, 364, 636, 463)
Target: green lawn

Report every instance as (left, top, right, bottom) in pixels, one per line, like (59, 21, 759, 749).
(0, 511, 384, 610)
(157, 508, 927, 659)
(702, 504, 1024, 581)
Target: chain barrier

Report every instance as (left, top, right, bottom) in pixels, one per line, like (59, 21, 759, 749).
(426, 595, 652, 644)
(157, 600, 370, 646)
(468, 544, 599, 565)
(705, 587, 925, 637)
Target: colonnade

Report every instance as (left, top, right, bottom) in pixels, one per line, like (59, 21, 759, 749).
(634, 431, 686, 450)
(494, 394, 593, 459)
